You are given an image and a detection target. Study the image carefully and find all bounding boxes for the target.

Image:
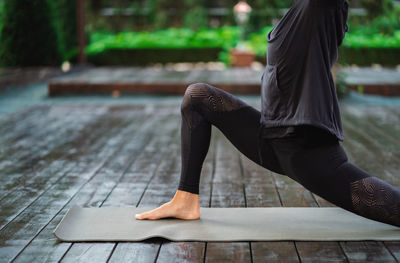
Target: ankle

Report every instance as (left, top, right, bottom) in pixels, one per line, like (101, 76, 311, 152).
(172, 190, 199, 205)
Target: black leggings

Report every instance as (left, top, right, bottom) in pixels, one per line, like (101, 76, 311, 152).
(178, 82, 400, 227)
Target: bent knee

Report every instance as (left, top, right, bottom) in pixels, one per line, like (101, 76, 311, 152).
(181, 83, 211, 113)
(184, 82, 212, 98)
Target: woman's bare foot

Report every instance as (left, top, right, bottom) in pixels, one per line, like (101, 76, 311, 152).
(135, 190, 200, 220)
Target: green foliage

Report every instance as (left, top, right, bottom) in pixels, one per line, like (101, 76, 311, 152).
(149, 0, 170, 30)
(0, 0, 62, 67)
(343, 4, 400, 49)
(85, 0, 294, 32)
(183, 5, 208, 30)
(247, 0, 291, 31)
(360, 0, 393, 18)
(86, 27, 239, 54)
(342, 30, 400, 48)
(347, 1, 400, 38)
(86, 21, 400, 67)
(245, 26, 274, 57)
(52, 0, 78, 61)
(335, 71, 349, 99)
(245, 25, 400, 57)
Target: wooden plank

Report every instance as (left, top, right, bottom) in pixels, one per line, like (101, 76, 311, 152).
(295, 242, 348, 263)
(251, 242, 300, 263)
(0, 106, 63, 173)
(0, 108, 139, 229)
(0, 106, 79, 173)
(0, 105, 113, 195)
(342, 117, 399, 184)
(205, 131, 252, 263)
(205, 242, 252, 263)
(340, 241, 396, 263)
(0, 105, 106, 196)
(2, 106, 163, 262)
(347, 108, 400, 147)
(60, 244, 114, 263)
(107, 242, 160, 263)
(382, 242, 400, 261)
(156, 242, 205, 263)
(0, 106, 43, 150)
(341, 107, 400, 187)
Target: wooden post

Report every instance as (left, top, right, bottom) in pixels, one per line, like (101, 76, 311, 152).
(77, 0, 86, 64)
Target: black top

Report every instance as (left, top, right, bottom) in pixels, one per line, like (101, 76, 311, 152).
(259, 0, 349, 141)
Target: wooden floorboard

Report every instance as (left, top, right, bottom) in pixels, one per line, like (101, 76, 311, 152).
(6, 106, 168, 262)
(0, 102, 399, 262)
(0, 107, 138, 230)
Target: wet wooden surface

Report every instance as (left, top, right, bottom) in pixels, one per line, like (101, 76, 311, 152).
(47, 66, 400, 97)
(0, 101, 399, 262)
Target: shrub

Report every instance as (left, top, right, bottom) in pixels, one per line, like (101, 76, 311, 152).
(52, 0, 78, 61)
(85, 27, 239, 54)
(0, 0, 62, 67)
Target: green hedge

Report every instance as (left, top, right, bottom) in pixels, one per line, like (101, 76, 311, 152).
(0, 0, 62, 67)
(338, 47, 400, 66)
(76, 27, 238, 65)
(86, 27, 238, 52)
(79, 26, 400, 66)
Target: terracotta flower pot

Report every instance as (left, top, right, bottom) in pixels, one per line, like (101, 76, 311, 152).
(230, 49, 255, 67)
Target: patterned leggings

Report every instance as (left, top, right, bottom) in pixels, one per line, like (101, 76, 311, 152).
(178, 82, 400, 227)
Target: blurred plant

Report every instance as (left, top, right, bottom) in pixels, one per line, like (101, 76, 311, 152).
(0, 0, 62, 66)
(84, 0, 293, 32)
(247, 0, 291, 32)
(86, 26, 239, 52)
(147, 0, 169, 30)
(374, 2, 400, 35)
(360, 0, 393, 19)
(351, 0, 400, 36)
(344, 3, 400, 49)
(183, 0, 208, 30)
(335, 70, 349, 99)
(52, 0, 78, 61)
(342, 30, 400, 48)
(244, 26, 273, 57)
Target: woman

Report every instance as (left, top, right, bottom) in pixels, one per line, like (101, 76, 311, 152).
(136, 0, 400, 227)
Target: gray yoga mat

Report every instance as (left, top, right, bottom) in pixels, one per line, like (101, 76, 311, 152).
(53, 205, 400, 241)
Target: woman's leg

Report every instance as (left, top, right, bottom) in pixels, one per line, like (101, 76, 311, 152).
(178, 82, 283, 194)
(271, 130, 400, 227)
(136, 82, 283, 220)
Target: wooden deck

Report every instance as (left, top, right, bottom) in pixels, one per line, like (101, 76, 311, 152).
(47, 66, 400, 97)
(0, 101, 399, 262)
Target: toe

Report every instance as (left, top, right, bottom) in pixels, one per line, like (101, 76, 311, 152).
(136, 212, 149, 220)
